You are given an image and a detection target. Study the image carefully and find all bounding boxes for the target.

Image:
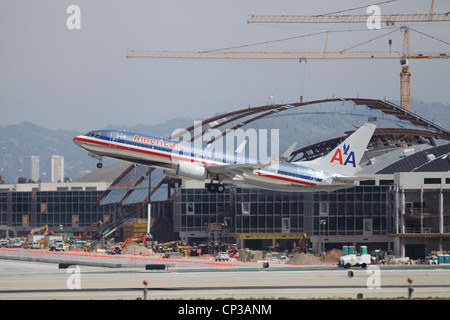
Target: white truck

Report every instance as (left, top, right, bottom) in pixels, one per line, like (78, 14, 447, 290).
(49, 240, 65, 251)
(425, 254, 438, 265)
(338, 253, 373, 269)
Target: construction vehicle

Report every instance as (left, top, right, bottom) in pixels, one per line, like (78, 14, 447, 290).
(154, 240, 182, 253)
(293, 233, 309, 253)
(425, 254, 438, 265)
(81, 221, 103, 240)
(28, 238, 46, 249)
(153, 240, 194, 256)
(215, 252, 229, 261)
(30, 225, 48, 235)
(27, 225, 50, 249)
(31, 241, 41, 249)
(42, 235, 65, 251)
(338, 253, 373, 269)
(177, 241, 192, 256)
(49, 239, 65, 251)
(107, 245, 122, 255)
(339, 246, 374, 268)
(121, 234, 148, 249)
(107, 234, 150, 254)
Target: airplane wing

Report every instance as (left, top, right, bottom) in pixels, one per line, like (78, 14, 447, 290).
(206, 143, 297, 175)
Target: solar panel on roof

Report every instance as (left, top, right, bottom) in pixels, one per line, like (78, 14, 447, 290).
(99, 167, 169, 205)
(377, 143, 450, 174)
(100, 189, 129, 205)
(122, 189, 149, 205)
(115, 165, 148, 187)
(151, 186, 169, 202)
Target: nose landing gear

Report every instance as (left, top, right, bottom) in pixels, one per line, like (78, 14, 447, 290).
(88, 153, 103, 169)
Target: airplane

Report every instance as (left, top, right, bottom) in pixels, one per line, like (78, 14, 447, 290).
(73, 123, 376, 193)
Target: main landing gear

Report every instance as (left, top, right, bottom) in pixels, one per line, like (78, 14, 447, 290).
(96, 162, 103, 169)
(206, 183, 225, 193)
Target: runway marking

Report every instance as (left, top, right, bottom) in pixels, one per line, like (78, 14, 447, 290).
(2, 283, 450, 295)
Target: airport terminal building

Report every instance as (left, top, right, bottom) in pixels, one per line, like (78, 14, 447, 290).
(1, 98, 449, 259)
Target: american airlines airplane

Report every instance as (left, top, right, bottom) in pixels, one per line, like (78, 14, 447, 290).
(73, 123, 376, 193)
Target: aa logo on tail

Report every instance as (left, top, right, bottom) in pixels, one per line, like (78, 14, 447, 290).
(330, 143, 356, 167)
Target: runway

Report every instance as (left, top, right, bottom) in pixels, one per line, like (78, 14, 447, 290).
(1, 258, 449, 301)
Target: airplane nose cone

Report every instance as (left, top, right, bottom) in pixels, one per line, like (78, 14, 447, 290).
(73, 136, 83, 147)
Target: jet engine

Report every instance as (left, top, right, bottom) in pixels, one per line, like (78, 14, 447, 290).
(164, 162, 207, 181)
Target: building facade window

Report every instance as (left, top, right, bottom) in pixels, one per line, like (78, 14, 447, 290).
(175, 185, 389, 239)
(424, 178, 441, 184)
(0, 188, 115, 236)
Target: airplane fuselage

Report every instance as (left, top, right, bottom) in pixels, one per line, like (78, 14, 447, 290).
(73, 130, 343, 192)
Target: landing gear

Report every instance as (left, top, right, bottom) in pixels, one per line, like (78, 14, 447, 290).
(206, 183, 225, 193)
(88, 153, 103, 169)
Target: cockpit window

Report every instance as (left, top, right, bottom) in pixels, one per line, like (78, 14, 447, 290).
(85, 131, 100, 138)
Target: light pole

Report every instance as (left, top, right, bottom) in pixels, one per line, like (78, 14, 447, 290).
(147, 169, 152, 238)
(320, 219, 327, 254)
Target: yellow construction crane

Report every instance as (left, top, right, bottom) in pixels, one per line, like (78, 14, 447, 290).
(246, 4, 449, 25)
(127, 2, 450, 112)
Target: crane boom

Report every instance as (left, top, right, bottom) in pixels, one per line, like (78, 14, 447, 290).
(127, 50, 400, 59)
(247, 13, 450, 24)
(127, 50, 449, 60)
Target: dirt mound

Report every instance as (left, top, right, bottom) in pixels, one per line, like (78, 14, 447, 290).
(122, 241, 150, 255)
(322, 248, 346, 264)
(290, 253, 323, 265)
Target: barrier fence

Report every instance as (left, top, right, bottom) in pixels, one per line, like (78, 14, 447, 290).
(0, 248, 256, 267)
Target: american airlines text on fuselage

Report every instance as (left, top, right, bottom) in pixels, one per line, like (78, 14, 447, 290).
(78, 132, 183, 151)
(132, 134, 182, 150)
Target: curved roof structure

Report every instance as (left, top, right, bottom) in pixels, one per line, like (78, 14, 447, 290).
(95, 98, 450, 207)
(175, 98, 449, 156)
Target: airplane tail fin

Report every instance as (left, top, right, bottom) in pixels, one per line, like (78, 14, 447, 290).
(299, 123, 376, 176)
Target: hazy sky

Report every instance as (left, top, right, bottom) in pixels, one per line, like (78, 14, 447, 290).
(1, 0, 449, 132)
